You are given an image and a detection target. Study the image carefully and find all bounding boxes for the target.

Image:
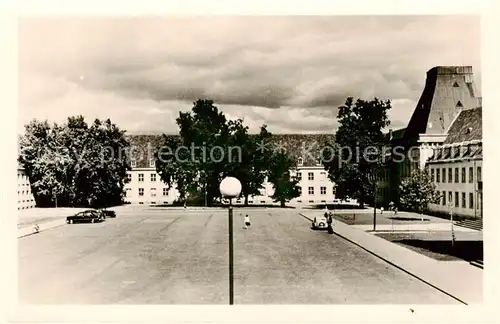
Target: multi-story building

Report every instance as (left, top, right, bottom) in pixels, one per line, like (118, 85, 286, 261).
(17, 164, 36, 210)
(124, 134, 340, 205)
(379, 66, 482, 207)
(426, 107, 482, 218)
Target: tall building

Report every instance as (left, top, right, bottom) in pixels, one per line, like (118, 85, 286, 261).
(124, 134, 339, 205)
(378, 66, 482, 216)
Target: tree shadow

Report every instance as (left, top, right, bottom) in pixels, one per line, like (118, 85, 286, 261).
(396, 239, 483, 261)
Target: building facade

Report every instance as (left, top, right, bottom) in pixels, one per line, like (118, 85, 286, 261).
(426, 107, 483, 218)
(378, 66, 482, 208)
(123, 134, 343, 206)
(17, 165, 36, 210)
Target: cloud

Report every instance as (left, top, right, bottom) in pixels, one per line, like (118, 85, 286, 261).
(18, 16, 481, 134)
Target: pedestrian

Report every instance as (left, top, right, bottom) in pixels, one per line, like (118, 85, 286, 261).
(244, 214, 251, 229)
(327, 213, 334, 234)
(381, 207, 384, 214)
(394, 206, 398, 215)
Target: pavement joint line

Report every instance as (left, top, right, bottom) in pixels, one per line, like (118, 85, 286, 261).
(297, 212, 468, 305)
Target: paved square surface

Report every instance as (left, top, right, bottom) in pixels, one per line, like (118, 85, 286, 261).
(18, 207, 458, 304)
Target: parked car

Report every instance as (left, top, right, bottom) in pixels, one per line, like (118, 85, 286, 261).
(311, 215, 328, 230)
(97, 209, 116, 218)
(66, 210, 105, 224)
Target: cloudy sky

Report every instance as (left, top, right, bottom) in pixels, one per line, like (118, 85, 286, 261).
(18, 15, 481, 134)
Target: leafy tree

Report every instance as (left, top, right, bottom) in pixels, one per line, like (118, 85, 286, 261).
(399, 168, 441, 213)
(323, 97, 391, 208)
(18, 116, 130, 208)
(156, 99, 272, 207)
(267, 150, 300, 207)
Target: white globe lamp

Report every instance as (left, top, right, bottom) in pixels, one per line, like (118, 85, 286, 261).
(219, 177, 242, 199)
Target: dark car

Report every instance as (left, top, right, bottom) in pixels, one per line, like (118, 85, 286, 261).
(101, 209, 116, 218)
(96, 209, 116, 218)
(66, 210, 105, 224)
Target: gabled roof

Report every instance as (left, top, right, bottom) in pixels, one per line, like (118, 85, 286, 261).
(443, 107, 482, 144)
(126, 133, 335, 168)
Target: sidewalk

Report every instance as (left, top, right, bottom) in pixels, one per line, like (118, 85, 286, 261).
(299, 210, 483, 305)
(352, 223, 478, 232)
(17, 207, 88, 238)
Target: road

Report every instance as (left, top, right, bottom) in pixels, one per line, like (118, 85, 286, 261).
(18, 207, 458, 304)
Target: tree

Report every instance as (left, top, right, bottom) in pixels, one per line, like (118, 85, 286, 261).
(267, 150, 300, 207)
(323, 97, 391, 208)
(18, 116, 130, 208)
(155, 99, 271, 207)
(399, 168, 441, 214)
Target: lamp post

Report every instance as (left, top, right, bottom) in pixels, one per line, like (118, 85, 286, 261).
(219, 176, 242, 305)
(448, 201, 455, 249)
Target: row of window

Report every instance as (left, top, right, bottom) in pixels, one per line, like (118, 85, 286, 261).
(128, 188, 170, 197)
(17, 190, 32, 195)
(129, 186, 335, 197)
(297, 158, 323, 167)
(18, 199, 35, 204)
(297, 186, 334, 196)
(430, 166, 481, 184)
(296, 171, 327, 181)
(130, 160, 155, 168)
(439, 191, 479, 209)
(129, 171, 330, 183)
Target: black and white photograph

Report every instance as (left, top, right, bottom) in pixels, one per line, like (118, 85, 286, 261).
(4, 2, 499, 322)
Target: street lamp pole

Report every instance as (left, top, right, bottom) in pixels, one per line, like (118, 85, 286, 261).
(219, 177, 241, 305)
(228, 197, 234, 305)
(373, 177, 377, 232)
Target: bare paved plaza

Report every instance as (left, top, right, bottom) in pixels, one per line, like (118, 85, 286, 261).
(18, 207, 458, 304)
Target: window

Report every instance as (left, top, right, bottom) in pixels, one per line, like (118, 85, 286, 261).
(138, 173, 144, 182)
(431, 169, 435, 182)
(455, 168, 459, 183)
(298, 158, 303, 166)
(320, 187, 326, 195)
(442, 168, 446, 183)
(151, 173, 156, 182)
(333, 187, 336, 195)
(477, 166, 482, 181)
(469, 193, 474, 209)
(461, 167, 466, 183)
(139, 188, 144, 196)
(297, 172, 302, 181)
(469, 167, 474, 183)
(308, 172, 314, 181)
(436, 169, 440, 182)
(455, 192, 459, 207)
(442, 191, 446, 205)
(308, 187, 314, 195)
(298, 187, 302, 195)
(150, 159, 155, 167)
(127, 174, 131, 181)
(461, 193, 466, 208)
(320, 172, 326, 180)
(150, 188, 156, 197)
(448, 168, 452, 182)
(448, 192, 453, 206)
(163, 188, 169, 196)
(131, 160, 137, 168)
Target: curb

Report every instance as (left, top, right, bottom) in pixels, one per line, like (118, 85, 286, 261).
(298, 212, 468, 305)
(18, 219, 66, 239)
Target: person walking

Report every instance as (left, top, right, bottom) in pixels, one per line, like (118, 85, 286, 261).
(244, 214, 251, 229)
(327, 213, 334, 234)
